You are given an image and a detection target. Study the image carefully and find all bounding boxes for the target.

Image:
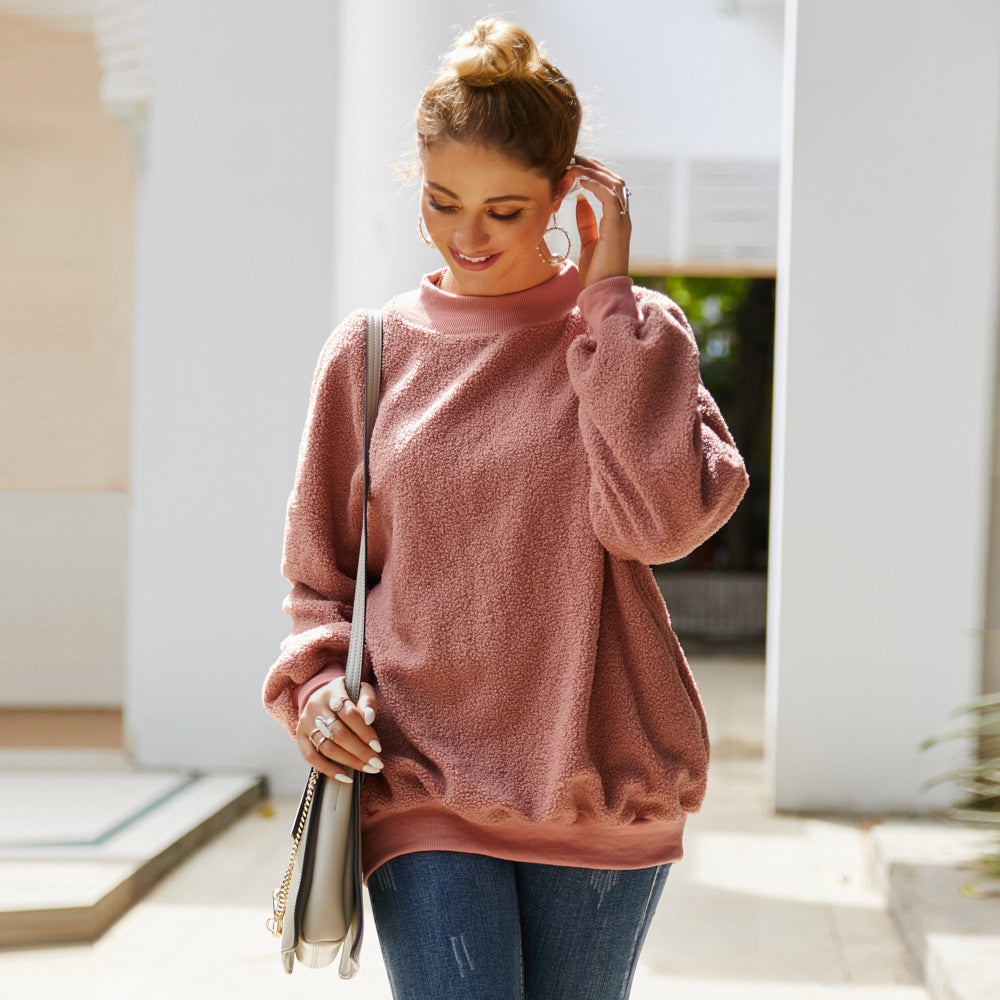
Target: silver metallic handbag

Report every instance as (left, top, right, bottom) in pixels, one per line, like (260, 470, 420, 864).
(267, 309, 383, 977)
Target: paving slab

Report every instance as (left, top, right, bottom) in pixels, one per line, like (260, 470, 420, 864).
(0, 763, 265, 947)
(872, 822, 1000, 1000)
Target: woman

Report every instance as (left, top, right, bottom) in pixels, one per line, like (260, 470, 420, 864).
(264, 18, 748, 1000)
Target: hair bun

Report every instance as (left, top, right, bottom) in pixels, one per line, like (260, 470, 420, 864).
(415, 19, 581, 187)
(446, 18, 543, 87)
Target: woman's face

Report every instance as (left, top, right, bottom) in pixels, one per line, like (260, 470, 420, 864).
(420, 141, 571, 297)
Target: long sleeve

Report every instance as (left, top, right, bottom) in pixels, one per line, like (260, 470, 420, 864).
(262, 311, 368, 736)
(566, 278, 749, 565)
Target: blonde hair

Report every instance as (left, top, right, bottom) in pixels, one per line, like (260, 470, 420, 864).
(415, 19, 581, 190)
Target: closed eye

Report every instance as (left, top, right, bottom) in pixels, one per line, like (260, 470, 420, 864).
(428, 198, 522, 222)
(428, 197, 457, 213)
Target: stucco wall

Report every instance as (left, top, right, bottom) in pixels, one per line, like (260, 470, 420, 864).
(0, 14, 133, 706)
(766, 0, 1000, 811)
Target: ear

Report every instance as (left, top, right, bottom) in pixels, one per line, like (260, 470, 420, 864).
(550, 169, 575, 214)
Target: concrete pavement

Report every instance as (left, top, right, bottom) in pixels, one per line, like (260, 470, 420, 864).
(0, 657, 952, 998)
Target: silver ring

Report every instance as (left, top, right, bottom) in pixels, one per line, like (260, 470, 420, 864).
(308, 729, 327, 752)
(616, 184, 630, 217)
(314, 716, 336, 740)
(328, 693, 345, 713)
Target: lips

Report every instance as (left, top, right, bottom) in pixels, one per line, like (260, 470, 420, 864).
(449, 246, 501, 271)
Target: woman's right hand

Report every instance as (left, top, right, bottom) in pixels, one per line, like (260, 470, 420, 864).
(295, 676, 382, 783)
(570, 155, 632, 289)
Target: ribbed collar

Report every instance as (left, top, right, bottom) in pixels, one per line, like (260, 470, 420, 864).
(413, 261, 582, 337)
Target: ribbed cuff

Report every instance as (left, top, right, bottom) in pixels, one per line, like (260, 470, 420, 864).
(577, 276, 641, 329)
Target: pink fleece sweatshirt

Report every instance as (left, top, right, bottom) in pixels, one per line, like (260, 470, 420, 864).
(263, 262, 748, 878)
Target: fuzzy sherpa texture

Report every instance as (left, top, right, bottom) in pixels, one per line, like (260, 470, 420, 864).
(263, 262, 749, 877)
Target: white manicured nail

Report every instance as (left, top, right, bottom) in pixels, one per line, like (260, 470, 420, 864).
(369, 739, 382, 753)
(334, 773, 353, 784)
(362, 706, 376, 725)
(362, 763, 380, 774)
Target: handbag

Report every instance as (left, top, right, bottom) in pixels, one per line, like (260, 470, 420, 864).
(267, 309, 383, 977)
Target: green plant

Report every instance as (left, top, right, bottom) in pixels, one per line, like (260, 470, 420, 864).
(631, 274, 775, 572)
(922, 692, 1000, 888)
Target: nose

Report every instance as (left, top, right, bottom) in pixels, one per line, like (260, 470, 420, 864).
(452, 215, 490, 251)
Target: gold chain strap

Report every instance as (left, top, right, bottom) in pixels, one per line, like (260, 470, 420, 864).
(266, 768, 320, 937)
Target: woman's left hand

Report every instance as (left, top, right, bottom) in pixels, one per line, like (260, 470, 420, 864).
(571, 156, 631, 289)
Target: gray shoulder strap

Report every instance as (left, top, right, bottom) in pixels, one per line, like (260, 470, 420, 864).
(344, 311, 382, 703)
(364, 311, 383, 452)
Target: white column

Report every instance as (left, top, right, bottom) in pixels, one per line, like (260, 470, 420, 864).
(767, 0, 1000, 811)
(126, 1, 341, 789)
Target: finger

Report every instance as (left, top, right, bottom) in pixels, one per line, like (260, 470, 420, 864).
(296, 735, 354, 783)
(329, 713, 382, 769)
(576, 194, 599, 246)
(324, 674, 349, 713)
(571, 154, 613, 174)
(579, 177, 629, 226)
(356, 681, 378, 727)
(303, 716, 381, 772)
(317, 722, 383, 773)
(326, 676, 377, 731)
(319, 674, 380, 750)
(571, 156, 624, 190)
(335, 692, 382, 757)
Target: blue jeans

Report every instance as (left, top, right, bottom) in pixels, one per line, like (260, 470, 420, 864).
(368, 851, 670, 1000)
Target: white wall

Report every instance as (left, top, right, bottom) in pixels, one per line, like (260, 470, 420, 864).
(767, 0, 1000, 812)
(126, 1, 342, 784)
(1, 493, 127, 706)
(521, 0, 784, 161)
(0, 15, 134, 707)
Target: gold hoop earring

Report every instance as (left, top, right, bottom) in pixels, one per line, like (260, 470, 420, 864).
(418, 214, 435, 248)
(538, 216, 572, 264)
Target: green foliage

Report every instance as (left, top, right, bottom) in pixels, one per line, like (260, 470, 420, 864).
(922, 691, 1000, 890)
(631, 275, 750, 415)
(922, 692, 1000, 819)
(632, 274, 774, 573)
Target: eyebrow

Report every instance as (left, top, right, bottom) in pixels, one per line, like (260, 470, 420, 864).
(425, 181, 531, 204)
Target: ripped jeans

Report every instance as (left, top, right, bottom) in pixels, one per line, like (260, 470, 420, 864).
(368, 851, 670, 1000)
